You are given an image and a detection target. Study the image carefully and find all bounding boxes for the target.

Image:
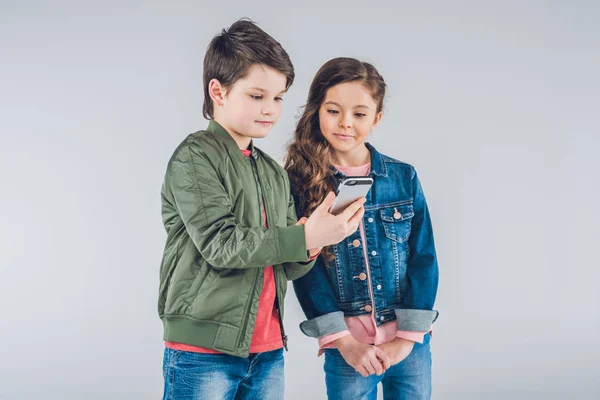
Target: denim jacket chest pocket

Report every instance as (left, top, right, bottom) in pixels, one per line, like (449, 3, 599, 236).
(376, 202, 415, 304)
(379, 202, 415, 244)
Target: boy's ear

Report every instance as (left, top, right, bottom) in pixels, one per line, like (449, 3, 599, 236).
(208, 78, 227, 107)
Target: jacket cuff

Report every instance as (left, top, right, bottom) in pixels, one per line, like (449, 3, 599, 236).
(394, 309, 439, 331)
(277, 225, 309, 262)
(299, 311, 348, 338)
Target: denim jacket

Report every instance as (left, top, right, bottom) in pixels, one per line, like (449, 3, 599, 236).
(292, 143, 439, 338)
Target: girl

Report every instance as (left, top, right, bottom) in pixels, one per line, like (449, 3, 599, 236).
(285, 58, 439, 400)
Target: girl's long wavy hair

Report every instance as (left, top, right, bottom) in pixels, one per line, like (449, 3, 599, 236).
(284, 57, 386, 260)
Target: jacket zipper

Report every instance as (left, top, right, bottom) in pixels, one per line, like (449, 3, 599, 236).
(250, 154, 288, 351)
(238, 269, 260, 350)
(275, 295, 288, 351)
(237, 156, 262, 350)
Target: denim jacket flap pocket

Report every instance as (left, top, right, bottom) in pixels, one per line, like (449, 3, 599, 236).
(379, 203, 414, 243)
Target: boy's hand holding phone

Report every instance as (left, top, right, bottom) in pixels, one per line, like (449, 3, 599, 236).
(303, 192, 365, 250)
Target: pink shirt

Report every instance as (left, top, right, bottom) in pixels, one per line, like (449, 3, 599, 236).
(317, 163, 429, 354)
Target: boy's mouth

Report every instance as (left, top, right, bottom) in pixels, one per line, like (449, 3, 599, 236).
(255, 121, 274, 127)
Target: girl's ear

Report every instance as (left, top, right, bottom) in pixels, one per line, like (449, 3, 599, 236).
(372, 111, 383, 129)
(208, 78, 227, 107)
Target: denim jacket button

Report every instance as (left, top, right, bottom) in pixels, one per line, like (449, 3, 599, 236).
(368, 217, 374, 223)
(358, 273, 367, 281)
(352, 239, 361, 247)
(364, 305, 372, 312)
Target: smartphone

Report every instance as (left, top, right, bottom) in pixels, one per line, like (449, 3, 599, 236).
(329, 176, 373, 216)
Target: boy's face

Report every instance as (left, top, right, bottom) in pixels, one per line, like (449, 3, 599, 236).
(215, 64, 288, 148)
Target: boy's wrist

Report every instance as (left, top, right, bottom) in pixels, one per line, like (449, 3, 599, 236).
(308, 247, 322, 259)
(304, 227, 316, 250)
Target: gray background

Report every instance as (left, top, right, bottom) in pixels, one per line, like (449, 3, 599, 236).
(1, 1, 599, 399)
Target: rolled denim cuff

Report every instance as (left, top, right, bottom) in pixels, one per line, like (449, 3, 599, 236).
(299, 311, 348, 338)
(394, 309, 439, 331)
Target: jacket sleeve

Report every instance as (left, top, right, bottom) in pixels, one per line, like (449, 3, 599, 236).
(394, 168, 440, 331)
(292, 256, 348, 338)
(167, 142, 310, 269)
(282, 192, 317, 281)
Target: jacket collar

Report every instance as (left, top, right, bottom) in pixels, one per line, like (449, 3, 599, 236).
(207, 120, 260, 159)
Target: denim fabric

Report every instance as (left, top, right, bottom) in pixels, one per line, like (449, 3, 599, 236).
(323, 333, 432, 400)
(294, 143, 439, 336)
(162, 347, 284, 400)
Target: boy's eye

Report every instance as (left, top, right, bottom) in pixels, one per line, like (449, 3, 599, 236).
(355, 113, 366, 118)
(275, 97, 284, 102)
(327, 109, 339, 114)
(250, 95, 263, 100)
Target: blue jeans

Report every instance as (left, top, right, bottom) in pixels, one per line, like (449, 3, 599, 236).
(324, 333, 432, 400)
(162, 347, 284, 400)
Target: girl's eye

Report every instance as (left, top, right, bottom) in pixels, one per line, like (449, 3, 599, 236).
(355, 113, 367, 118)
(327, 109, 339, 114)
(275, 97, 284, 102)
(250, 95, 263, 100)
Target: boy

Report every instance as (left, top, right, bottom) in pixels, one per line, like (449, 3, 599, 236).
(158, 19, 365, 400)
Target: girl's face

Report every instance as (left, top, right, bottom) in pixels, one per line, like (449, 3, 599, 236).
(318, 81, 382, 156)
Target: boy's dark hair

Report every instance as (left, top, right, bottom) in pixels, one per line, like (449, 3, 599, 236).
(202, 19, 295, 119)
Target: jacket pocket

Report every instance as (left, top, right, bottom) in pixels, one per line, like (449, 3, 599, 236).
(183, 264, 213, 305)
(379, 203, 414, 243)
